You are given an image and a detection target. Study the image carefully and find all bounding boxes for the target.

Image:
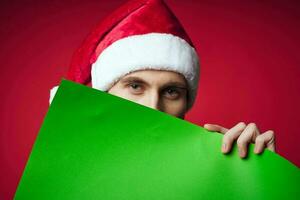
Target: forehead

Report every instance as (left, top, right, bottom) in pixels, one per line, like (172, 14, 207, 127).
(120, 69, 187, 86)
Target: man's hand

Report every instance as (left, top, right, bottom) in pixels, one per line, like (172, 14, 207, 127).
(204, 122, 276, 158)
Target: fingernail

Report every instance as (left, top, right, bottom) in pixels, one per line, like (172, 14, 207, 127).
(254, 146, 258, 154)
(239, 149, 245, 158)
(222, 143, 227, 152)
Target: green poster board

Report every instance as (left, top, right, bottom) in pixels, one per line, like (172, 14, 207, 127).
(15, 80, 299, 199)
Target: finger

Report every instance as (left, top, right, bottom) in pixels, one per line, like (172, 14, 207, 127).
(254, 130, 276, 154)
(253, 135, 265, 154)
(237, 123, 260, 158)
(222, 122, 246, 154)
(265, 130, 276, 152)
(204, 124, 228, 134)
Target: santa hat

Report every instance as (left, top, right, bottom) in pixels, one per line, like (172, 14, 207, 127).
(50, 0, 200, 110)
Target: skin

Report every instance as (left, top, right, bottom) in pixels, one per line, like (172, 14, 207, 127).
(108, 69, 276, 158)
(108, 70, 188, 118)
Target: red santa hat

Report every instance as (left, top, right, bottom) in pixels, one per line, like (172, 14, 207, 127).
(50, 0, 200, 110)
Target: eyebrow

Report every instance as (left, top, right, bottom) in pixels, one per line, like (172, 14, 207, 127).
(120, 76, 150, 87)
(162, 82, 187, 90)
(120, 76, 187, 89)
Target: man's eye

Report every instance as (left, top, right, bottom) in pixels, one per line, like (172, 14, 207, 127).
(128, 83, 143, 94)
(130, 83, 140, 89)
(163, 88, 180, 99)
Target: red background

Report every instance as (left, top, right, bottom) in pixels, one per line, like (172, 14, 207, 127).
(1, 0, 299, 199)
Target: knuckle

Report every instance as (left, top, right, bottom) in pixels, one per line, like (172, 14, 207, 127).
(223, 134, 233, 142)
(267, 130, 275, 136)
(248, 122, 257, 129)
(236, 138, 245, 147)
(255, 135, 264, 143)
(238, 122, 246, 128)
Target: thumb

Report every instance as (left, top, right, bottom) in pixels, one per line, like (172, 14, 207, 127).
(204, 123, 228, 134)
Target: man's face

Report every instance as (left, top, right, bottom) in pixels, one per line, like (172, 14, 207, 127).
(107, 70, 188, 118)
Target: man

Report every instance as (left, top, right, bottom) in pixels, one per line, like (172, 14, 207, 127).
(50, 0, 275, 158)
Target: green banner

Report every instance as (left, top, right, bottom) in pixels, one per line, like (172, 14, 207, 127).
(15, 79, 299, 199)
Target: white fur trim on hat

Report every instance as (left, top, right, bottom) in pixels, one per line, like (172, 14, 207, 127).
(91, 33, 200, 110)
(49, 85, 59, 104)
